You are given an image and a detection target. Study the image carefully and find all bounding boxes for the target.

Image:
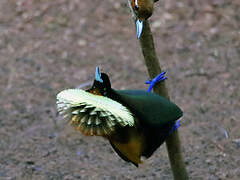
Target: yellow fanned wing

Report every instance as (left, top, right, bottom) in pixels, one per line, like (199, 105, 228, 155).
(56, 89, 134, 136)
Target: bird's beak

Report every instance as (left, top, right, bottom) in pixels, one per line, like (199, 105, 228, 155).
(136, 19, 143, 39)
(95, 67, 103, 83)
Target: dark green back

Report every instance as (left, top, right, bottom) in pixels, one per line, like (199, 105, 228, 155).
(112, 90, 183, 127)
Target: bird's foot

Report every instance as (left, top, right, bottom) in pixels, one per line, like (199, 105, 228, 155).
(145, 71, 167, 92)
(170, 119, 181, 134)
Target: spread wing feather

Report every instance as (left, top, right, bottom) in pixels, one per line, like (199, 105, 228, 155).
(56, 89, 134, 137)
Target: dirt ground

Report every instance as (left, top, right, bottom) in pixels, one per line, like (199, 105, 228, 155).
(0, 0, 240, 179)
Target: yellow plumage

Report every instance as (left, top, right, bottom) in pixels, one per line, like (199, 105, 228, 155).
(56, 89, 134, 137)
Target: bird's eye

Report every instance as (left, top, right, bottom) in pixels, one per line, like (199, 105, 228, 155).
(134, 0, 139, 11)
(135, 5, 139, 11)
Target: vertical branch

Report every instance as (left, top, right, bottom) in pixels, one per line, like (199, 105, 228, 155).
(139, 20, 189, 180)
(139, 21, 168, 98)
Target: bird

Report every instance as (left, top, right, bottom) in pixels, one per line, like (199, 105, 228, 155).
(130, 0, 159, 38)
(56, 67, 183, 167)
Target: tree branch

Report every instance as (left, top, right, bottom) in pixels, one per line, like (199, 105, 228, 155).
(139, 20, 189, 180)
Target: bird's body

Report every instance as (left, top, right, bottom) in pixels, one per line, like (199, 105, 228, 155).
(106, 89, 181, 166)
(56, 67, 182, 167)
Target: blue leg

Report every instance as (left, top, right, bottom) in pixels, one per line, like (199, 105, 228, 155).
(145, 71, 167, 92)
(169, 119, 181, 134)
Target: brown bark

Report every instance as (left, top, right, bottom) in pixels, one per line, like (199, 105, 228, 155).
(139, 20, 189, 180)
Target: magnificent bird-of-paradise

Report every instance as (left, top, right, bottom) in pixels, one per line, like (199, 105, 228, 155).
(56, 67, 182, 167)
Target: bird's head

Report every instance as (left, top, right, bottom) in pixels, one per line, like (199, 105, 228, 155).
(87, 67, 111, 97)
(131, 0, 153, 20)
(131, 0, 154, 38)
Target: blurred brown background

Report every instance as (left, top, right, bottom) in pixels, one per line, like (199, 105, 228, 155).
(0, 0, 239, 179)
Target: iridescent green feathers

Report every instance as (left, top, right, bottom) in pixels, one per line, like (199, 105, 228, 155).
(113, 90, 183, 128)
(56, 89, 134, 136)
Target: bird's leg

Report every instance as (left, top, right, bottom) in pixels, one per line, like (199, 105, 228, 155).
(169, 119, 181, 134)
(145, 72, 181, 133)
(145, 71, 167, 92)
